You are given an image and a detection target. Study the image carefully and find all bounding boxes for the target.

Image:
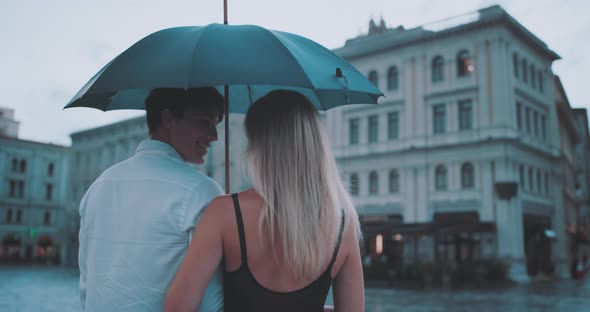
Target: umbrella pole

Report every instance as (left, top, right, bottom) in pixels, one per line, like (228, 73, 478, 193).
(224, 85, 230, 194)
(223, 0, 228, 24)
(223, 0, 230, 193)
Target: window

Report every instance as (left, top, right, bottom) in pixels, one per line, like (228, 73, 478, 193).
(43, 211, 51, 225)
(541, 116, 547, 139)
(522, 59, 528, 83)
(368, 70, 379, 88)
(350, 173, 359, 195)
(17, 181, 24, 198)
(513, 53, 519, 78)
(349, 118, 359, 145)
(9, 180, 16, 197)
(369, 171, 379, 195)
(458, 99, 473, 130)
(432, 55, 444, 82)
(387, 112, 399, 140)
(457, 50, 473, 77)
(538, 70, 544, 92)
(20, 160, 26, 173)
(48, 163, 55, 177)
(11, 158, 18, 172)
(536, 171, 542, 193)
(46, 184, 53, 201)
(387, 66, 399, 90)
(5, 209, 12, 224)
(389, 169, 400, 193)
(533, 111, 539, 136)
(544, 172, 549, 194)
(461, 162, 475, 189)
(368, 115, 379, 143)
(528, 168, 534, 192)
(435, 165, 448, 190)
(433, 104, 446, 134)
(516, 102, 522, 130)
(530, 65, 536, 88)
(519, 165, 525, 188)
(16, 210, 22, 224)
(525, 107, 531, 133)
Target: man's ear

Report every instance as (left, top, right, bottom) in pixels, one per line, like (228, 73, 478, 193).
(161, 109, 173, 129)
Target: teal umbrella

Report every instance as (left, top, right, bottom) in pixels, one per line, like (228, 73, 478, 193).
(65, 23, 382, 192)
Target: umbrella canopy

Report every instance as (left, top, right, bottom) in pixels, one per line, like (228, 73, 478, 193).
(65, 23, 382, 192)
(65, 23, 382, 112)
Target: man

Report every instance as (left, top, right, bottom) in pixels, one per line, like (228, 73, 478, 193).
(78, 87, 225, 311)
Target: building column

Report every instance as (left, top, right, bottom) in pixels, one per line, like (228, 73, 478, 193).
(551, 170, 571, 278)
(495, 196, 529, 282)
(494, 157, 529, 282)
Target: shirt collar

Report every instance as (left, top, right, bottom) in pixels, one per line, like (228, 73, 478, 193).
(135, 139, 183, 161)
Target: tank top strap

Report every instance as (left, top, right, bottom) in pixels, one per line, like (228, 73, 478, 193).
(231, 193, 248, 264)
(328, 209, 346, 270)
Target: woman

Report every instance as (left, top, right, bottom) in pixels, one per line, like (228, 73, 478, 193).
(165, 90, 364, 311)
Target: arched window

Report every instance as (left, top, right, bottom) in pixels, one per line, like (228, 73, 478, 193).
(44, 211, 51, 225)
(513, 53, 519, 78)
(20, 160, 26, 173)
(432, 55, 444, 82)
(368, 70, 379, 88)
(48, 163, 55, 176)
(11, 158, 18, 172)
(435, 165, 448, 190)
(350, 173, 359, 196)
(5, 209, 13, 223)
(538, 70, 544, 92)
(369, 171, 379, 195)
(519, 165, 525, 188)
(461, 162, 475, 189)
(387, 66, 399, 90)
(457, 50, 473, 77)
(528, 167, 534, 192)
(389, 169, 400, 193)
(16, 210, 22, 224)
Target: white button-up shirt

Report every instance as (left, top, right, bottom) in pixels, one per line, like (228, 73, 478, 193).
(79, 139, 224, 311)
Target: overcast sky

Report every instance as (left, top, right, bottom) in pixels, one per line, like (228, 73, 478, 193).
(1, 0, 588, 146)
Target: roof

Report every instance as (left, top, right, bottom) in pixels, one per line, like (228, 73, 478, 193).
(334, 5, 560, 61)
(70, 115, 145, 141)
(0, 134, 67, 149)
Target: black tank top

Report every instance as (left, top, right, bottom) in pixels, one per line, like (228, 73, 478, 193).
(223, 193, 345, 312)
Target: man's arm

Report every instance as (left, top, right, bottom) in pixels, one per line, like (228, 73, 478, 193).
(78, 194, 89, 310)
(178, 179, 224, 311)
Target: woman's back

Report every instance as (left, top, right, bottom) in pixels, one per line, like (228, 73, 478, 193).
(220, 190, 346, 311)
(164, 90, 365, 312)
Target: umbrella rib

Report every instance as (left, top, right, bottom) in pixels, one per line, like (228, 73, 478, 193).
(265, 29, 316, 90)
(187, 26, 208, 89)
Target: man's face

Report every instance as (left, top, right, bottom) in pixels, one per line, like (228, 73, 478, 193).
(166, 106, 220, 164)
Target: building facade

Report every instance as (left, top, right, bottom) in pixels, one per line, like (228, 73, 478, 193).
(0, 111, 70, 264)
(329, 5, 568, 281)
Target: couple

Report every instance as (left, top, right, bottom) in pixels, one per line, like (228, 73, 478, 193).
(78, 88, 364, 311)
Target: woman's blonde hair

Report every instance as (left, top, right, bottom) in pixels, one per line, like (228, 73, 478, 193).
(245, 90, 361, 281)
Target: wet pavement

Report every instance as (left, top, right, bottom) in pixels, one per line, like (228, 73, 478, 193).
(1, 265, 589, 311)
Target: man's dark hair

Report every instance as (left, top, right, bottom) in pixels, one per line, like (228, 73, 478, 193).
(145, 87, 225, 134)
